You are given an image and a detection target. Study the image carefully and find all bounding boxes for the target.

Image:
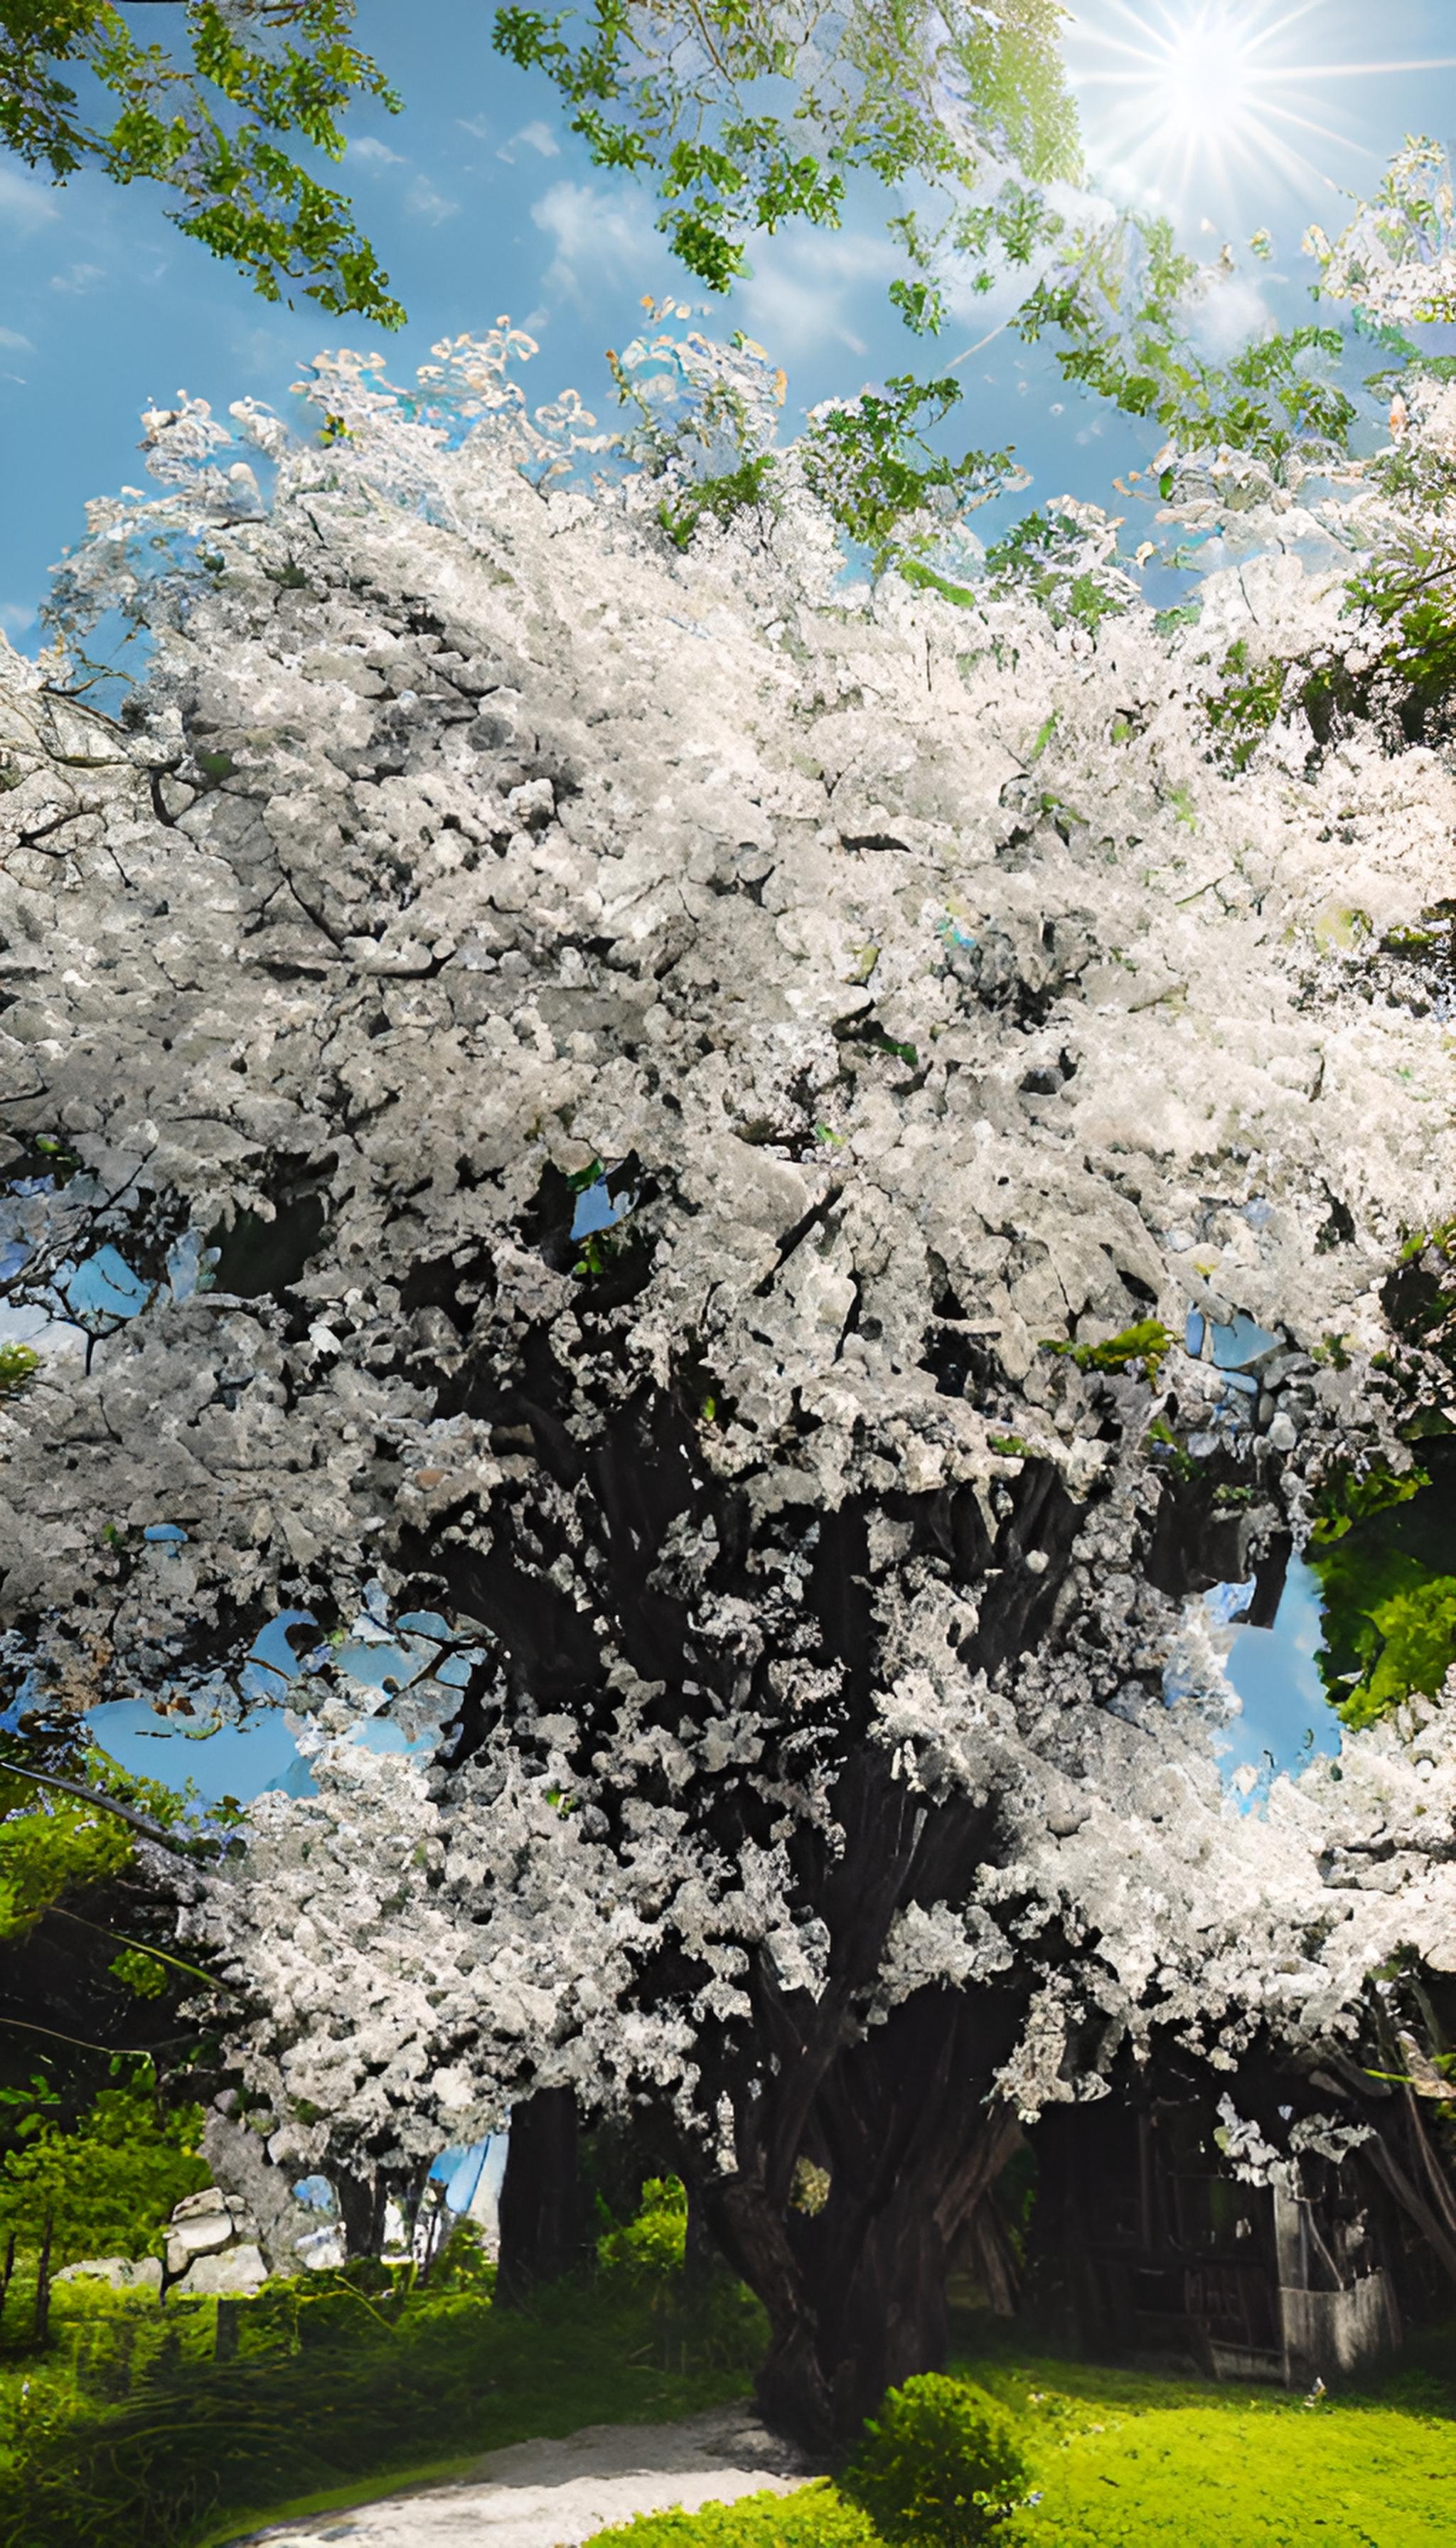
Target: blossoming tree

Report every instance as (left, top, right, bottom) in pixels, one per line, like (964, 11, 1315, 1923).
(4, 301, 1456, 2438)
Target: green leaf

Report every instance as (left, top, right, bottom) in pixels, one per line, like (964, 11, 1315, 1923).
(1044, 1320, 1174, 1381)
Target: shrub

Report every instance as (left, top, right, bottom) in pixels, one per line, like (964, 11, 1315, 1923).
(597, 2175, 689, 2294)
(587, 2480, 880, 2545)
(840, 2375, 1032, 2547)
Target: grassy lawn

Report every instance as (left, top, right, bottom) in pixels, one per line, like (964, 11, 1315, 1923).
(589, 2332, 1456, 2548)
(976, 2346, 1456, 2547)
(3, 2271, 1452, 2548)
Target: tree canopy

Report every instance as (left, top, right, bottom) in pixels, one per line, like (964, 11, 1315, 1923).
(0, 0, 1081, 316)
(0, 0, 405, 322)
(6, 270, 1456, 2431)
(494, 0, 1078, 291)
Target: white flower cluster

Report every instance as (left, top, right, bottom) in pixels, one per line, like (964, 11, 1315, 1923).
(1305, 136, 1456, 326)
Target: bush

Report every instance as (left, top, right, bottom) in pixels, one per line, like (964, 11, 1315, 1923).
(597, 2175, 688, 2295)
(840, 2375, 1032, 2547)
(587, 2480, 880, 2545)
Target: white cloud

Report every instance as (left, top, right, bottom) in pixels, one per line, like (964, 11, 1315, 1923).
(0, 326, 32, 351)
(405, 177, 459, 225)
(0, 162, 59, 232)
(50, 261, 103, 294)
(0, 603, 36, 640)
(456, 115, 491, 141)
(531, 179, 660, 309)
(498, 120, 562, 164)
(735, 226, 900, 362)
(350, 134, 406, 168)
(1188, 271, 1275, 361)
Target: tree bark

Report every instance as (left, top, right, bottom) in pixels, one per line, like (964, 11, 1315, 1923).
(958, 2193, 1022, 2317)
(496, 2087, 585, 2306)
(334, 2164, 375, 2260)
(704, 1985, 1024, 2447)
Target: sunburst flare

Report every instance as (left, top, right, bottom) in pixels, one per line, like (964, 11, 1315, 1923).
(1066, 0, 1456, 218)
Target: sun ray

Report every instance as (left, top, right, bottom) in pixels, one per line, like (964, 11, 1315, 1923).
(1063, 0, 1435, 218)
(1253, 104, 1374, 153)
(1258, 60, 1456, 80)
(1240, 0, 1329, 60)
(1088, 0, 1184, 55)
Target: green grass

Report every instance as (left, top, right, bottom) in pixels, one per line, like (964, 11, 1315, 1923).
(972, 2343, 1456, 2547)
(0, 2271, 766, 2548)
(1008, 2399, 1452, 2542)
(589, 2342, 1456, 2548)
(7, 2277, 1454, 2548)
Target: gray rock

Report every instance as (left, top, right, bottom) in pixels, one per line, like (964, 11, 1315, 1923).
(168, 2209, 233, 2257)
(171, 2242, 269, 2298)
(171, 2186, 229, 2221)
(55, 2255, 164, 2294)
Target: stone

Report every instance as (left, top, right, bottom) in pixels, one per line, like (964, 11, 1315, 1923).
(55, 2255, 164, 2294)
(167, 2208, 233, 2257)
(170, 2242, 269, 2298)
(294, 2223, 348, 2271)
(171, 2186, 229, 2222)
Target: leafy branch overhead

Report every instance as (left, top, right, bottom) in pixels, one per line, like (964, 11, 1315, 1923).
(0, 0, 405, 323)
(491, 0, 1079, 289)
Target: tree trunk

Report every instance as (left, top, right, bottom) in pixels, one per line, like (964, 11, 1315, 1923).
(959, 2194, 1022, 2317)
(334, 2165, 375, 2261)
(0, 2230, 15, 2328)
(369, 2167, 405, 2259)
(1363, 2093, 1456, 2287)
(682, 2176, 717, 2294)
(496, 2087, 585, 2306)
(417, 2178, 461, 2284)
(705, 1988, 1024, 2447)
(33, 2209, 53, 2348)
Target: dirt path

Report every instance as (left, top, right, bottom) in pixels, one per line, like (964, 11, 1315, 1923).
(237, 2403, 813, 2546)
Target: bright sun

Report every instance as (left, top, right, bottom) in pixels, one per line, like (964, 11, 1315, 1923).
(1067, 0, 1456, 215)
(1154, 14, 1260, 152)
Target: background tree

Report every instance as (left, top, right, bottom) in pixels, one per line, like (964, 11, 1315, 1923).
(0, 2062, 208, 2341)
(0, 1744, 228, 2344)
(493, 0, 1078, 291)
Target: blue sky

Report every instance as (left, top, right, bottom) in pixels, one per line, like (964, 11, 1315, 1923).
(4, 1, 1456, 646)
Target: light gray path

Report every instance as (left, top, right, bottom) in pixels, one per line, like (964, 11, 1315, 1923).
(235, 2404, 813, 2547)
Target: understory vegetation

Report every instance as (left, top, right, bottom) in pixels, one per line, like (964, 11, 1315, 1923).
(0, 2247, 766, 2548)
(3, 2265, 1452, 2547)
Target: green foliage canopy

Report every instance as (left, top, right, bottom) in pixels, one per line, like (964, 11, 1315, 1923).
(596, 2173, 688, 2294)
(0, 0, 405, 322)
(0, 2062, 208, 2271)
(491, 0, 1079, 291)
(0, 1747, 191, 1948)
(0, 1769, 134, 1945)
